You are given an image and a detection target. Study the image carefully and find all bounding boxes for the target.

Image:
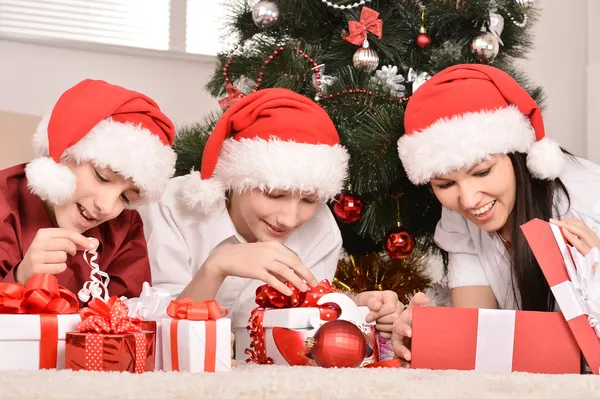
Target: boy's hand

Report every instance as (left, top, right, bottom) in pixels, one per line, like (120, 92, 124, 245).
(15, 228, 98, 284)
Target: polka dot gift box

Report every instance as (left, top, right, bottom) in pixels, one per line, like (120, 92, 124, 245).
(233, 280, 379, 367)
(64, 296, 156, 373)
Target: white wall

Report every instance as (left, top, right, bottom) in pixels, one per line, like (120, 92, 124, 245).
(587, 0, 600, 163)
(0, 2, 597, 159)
(0, 39, 220, 127)
(519, 0, 588, 157)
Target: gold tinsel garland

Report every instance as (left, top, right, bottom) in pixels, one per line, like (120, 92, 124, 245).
(333, 248, 431, 303)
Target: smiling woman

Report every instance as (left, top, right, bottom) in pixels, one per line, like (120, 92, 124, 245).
(390, 63, 600, 361)
(0, 79, 176, 305)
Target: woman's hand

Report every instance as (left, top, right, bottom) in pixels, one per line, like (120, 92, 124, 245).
(390, 292, 430, 361)
(550, 218, 600, 256)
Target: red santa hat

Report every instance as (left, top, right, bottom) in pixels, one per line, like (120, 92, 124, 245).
(181, 88, 349, 213)
(25, 79, 176, 206)
(398, 64, 565, 185)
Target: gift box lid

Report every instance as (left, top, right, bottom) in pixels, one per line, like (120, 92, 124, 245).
(521, 218, 600, 374)
(0, 314, 81, 340)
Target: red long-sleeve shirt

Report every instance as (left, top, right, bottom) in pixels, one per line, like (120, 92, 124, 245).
(0, 164, 151, 304)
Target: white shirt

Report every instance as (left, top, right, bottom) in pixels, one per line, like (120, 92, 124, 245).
(138, 176, 343, 319)
(434, 156, 600, 310)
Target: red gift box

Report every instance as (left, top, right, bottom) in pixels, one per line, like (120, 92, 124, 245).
(64, 297, 155, 373)
(411, 306, 581, 374)
(521, 218, 600, 375)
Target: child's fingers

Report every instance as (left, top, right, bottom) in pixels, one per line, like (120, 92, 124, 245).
(260, 271, 293, 296)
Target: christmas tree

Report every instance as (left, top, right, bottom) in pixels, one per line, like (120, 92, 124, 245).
(174, 0, 541, 302)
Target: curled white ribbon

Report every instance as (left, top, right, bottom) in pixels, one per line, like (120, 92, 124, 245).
(563, 246, 600, 337)
(78, 240, 110, 303)
(121, 282, 173, 320)
(488, 12, 504, 46)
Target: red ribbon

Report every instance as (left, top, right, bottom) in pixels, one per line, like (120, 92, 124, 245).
(343, 7, 383, 47)
(246, 280, 341, 364)
(218, 84, 244, 111)
(77, 296, 146, 373)
(0, 273, 78, 314)
(166, 299, 228, 373)
(0, 274, 78, 369)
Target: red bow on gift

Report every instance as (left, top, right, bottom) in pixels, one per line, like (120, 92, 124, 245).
(0, 274, 78, 314)
(247, 279, 341, 364)
(167, 298, 228, 320)
(343, 7, 383, 47)
(77, 296, 142, 334)
(218, 84, 244, 111)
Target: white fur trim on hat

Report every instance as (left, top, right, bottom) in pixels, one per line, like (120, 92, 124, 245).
(181, 137, 349, 213)
(180, 171, 226, 213)
(25, 157, 77, 205)
(398, 106, 536, 185)
(526, 136, 565, 180)
(27, 116, 176, 206)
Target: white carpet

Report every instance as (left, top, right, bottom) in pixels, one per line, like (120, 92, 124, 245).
(1, 365, 599, 399)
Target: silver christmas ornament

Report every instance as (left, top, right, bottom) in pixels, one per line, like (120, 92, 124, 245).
(352, 40, 379, 72)
(471, 30, 499, 62)
(252, 1, 280, 29)
(372, 65, 406, 97)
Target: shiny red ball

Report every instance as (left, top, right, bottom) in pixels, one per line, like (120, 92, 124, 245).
(384, 227, 416, 259)
(416, 32, 432, 49)
(309, 320, 367, 368)
(333, 193, 363, 224)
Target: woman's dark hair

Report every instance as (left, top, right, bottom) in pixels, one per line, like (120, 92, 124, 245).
(508, 150, 572, 311)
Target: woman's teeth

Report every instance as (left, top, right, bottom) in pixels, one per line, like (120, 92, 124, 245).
(471, 200, 495, 216)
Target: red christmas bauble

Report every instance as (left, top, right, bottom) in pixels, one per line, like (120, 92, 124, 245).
(333, 193, 363, 224)
(416, 32, 432, 49)
(384, 227, 415, 259)
(306, 320, 367, 368)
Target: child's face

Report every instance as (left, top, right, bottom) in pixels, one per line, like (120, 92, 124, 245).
(430, 154, 517, 233)
(229, 188, 320, 243)
(48, 161, 140, 233)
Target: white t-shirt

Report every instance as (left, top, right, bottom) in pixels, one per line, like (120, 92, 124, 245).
(138, 176, 343, 320)
(434, 156, 600, 309)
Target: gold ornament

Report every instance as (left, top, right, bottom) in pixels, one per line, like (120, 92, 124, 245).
(470, 28, 499, 62)
(352, 39, 379, 72)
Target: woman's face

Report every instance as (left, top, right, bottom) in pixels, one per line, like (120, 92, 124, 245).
(228, 188, 320, 243)
(430, 154, 517, 233)
(47, 161, 140, 233)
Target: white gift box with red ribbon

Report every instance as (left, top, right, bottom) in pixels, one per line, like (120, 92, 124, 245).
(522, 218, 600, 374)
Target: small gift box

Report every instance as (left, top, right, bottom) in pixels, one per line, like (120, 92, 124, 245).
(233, 280, 379, 367)
(161, 298, 231, 373)
(411, 306, 581, 374)
(65, 297, 155, 373)
(0, 274, 81, 370)
(522, 218, 600, 374)
(122, 282, 172, 370)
